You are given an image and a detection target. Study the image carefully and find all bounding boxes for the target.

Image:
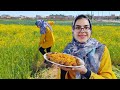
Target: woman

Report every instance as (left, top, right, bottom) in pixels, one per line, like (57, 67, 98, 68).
(35, 19, 55, 67)
(60, 15, 117, 79)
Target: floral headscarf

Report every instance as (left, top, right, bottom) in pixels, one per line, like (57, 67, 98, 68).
(35, 19, 52, 34)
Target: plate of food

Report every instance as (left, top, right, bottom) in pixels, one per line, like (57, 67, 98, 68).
(43, 52, 85, 68)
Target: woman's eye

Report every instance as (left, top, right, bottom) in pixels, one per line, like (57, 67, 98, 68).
(75, 27, 80, 29)
(84, 27, 88, 29)
(85, 27, 90, 30)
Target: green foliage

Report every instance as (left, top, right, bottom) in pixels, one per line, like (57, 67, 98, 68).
(0, 21, 120, 79)
(1, 19, 120, 26)
(112, 66, 120, 79)
(0, 19, 36, 25)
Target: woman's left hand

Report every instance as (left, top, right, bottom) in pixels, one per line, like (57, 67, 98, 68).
(58, 65, 87, 74)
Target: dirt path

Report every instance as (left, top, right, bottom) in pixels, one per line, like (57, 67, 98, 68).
(30, 66, 60, 79)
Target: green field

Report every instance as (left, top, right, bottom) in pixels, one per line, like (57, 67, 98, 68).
(0, 19, 120, 79)
(1, 19, 120, 26)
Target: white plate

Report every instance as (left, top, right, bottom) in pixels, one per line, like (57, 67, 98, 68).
(43, 53, 85, 68)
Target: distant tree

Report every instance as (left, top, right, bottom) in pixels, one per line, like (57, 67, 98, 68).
(86, 14, 93, 20)
(115, 16, 119, 20)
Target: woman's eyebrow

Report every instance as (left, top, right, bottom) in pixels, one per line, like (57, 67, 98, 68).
(75, 25, 89, 27)
(84, 25, 90, 27)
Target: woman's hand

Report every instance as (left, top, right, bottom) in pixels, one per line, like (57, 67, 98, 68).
(72, 65, 87, 74)
(59, 66, 72, 71)
(59, 65, 87, 74)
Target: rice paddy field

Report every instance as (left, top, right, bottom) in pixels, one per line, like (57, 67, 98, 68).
(0, 19, 120, 79)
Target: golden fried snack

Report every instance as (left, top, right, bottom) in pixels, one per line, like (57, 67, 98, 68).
(46, 52, 81, 66)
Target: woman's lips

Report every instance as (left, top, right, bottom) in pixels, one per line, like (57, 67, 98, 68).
(78, 35, 87, 39)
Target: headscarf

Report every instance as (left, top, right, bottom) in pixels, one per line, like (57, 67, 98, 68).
(64, 38, 103, 70)
(64, 38, 104, 79)
(35, 19, 52, 34)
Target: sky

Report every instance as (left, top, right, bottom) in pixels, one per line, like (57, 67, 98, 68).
(0, 11, 120, 17)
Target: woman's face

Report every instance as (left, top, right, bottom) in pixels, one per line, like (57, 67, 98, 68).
(73, 18, 91, 43)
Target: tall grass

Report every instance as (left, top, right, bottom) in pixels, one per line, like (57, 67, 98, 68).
(92, 26, 120, 65)
(0, 24, 120, 78)
(0, 24, 42, 78)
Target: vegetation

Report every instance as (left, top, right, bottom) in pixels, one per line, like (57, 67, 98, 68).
(0, 19, 120, 79)
(1, 19, 120, 26)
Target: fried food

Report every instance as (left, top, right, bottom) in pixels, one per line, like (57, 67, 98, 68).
(46, 52, 81, 66)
